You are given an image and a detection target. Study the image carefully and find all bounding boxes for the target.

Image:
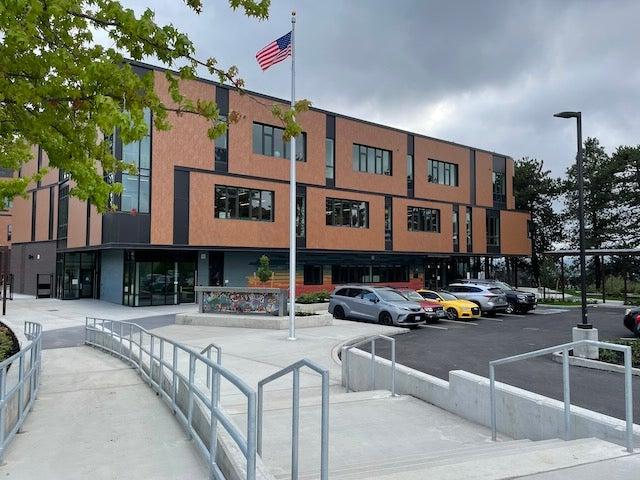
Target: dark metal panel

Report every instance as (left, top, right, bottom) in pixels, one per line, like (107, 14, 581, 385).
(30, 191, 36, 242)
(407, 134, 414, 155)
(173, 170, 190, 245)
(216, 86, 229, 115)
(325, 114, 336, 139)
(48, 186, 54, 240)
(102, 213, 151, 244)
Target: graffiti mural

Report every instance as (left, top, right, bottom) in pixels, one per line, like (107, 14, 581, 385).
(199, 288, 285, 316)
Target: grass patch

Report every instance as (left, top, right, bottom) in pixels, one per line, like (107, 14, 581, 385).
(538, 298, 598, 306)
(599, 339, 640, 368)
(0, 322, 20, 363)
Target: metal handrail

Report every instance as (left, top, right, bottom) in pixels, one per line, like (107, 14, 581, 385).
(0, 321, 42, 461)
(85, 317, 256, 480)
(342, 334, 396, 396)
(257, 359, 329, 480)
(489, 339, 634, 453)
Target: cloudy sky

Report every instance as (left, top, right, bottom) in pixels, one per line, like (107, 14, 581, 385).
(123, 0, 640, 178)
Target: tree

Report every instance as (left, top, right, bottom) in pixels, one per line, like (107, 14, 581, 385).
(561, 137, 625, 288)
(256, 255, 273, 284)
(514, 157, 562, 285)
(0, 0, 309, 211)
(612, 144, 640, 247)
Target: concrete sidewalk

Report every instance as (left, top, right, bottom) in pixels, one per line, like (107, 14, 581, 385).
(0, 346, 208, 480)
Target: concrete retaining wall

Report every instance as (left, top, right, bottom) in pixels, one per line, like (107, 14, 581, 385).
(176, 312, 333, 330)
(342, 347, 640, 447)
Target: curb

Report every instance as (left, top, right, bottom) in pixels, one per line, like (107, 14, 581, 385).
(551, 350, 640, 377)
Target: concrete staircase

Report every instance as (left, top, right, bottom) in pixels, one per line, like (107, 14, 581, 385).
(238, 388, 633, 480)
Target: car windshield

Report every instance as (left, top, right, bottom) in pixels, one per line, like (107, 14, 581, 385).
(438, 291, 457, 300)
(494, 281, 514, 291)
(378, 290, 410, 302)
(400, 291, 423, 302)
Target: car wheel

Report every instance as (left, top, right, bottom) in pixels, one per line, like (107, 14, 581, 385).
(446, 308, 458, 320)
(505, 302, 515, 314)
(379, 311, 393, 326)
(333, 306, 345, 320)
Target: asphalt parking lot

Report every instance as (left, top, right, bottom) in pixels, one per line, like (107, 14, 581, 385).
(363, 305, 640, 421)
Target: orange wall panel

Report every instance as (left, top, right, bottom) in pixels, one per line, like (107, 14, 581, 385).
(189, 172, 290, 248)
(66, 197, 87, 248)
(414, 137, 470, 205)
(228, 91, 326, 185)
(475, 151, 493, 208)
(11, 194, 31, 244)
(501, 211, 531, 255)
(393, 198, 453, 253)
(472, 207, 487, 254)
(305, 187, 385, 251)
(0, 216, 11, 247)
(334, 117, 406, 195)
(89, 205, 102, 246)
(34, 189, 50, 241)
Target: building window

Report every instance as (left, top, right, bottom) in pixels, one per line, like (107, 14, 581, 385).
(7, 224, 11, 242)
(407, 206, 440, 232)
(428, 159, 458, 186)
(58, 184, 69, 242)
(452, 209, 459, 248)
(331, 265, 409, 284)
(325, 198, 369, 228)
(407, 154, 414, 187)
(493, 171, 506, 204)
(487, 214, 501, 247)
(303, 265, 323, 285)
(252, 122, 306, 161)
(325, 138, 335, 179)
(296, 193, 305, 237)
(466, 207, 473, 250)
(352, 144, 391, 175)
(121, 107, 151, 213)
(214, 115, 228, 164)
(215, 185, 273, 221)
(0, 197, 12, 210)
(384, 203, 392, 243)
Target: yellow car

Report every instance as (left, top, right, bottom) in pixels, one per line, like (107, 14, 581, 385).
(416, 289, 481, 320)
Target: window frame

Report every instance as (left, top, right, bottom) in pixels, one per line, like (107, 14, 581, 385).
(407, 206, 441, 233)
(303, 265, 323, 285)
(215, 184, 274, 222)
(325, 197, 369, 228)
(427, 159, 459, 186)
(352, 143, 392, 176)
(252, 122, 307, 162)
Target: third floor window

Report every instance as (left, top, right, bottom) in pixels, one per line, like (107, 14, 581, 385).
(352, 144, 391, 176)
(407, 206, 440, 232)
(428, 159, 458, 186)
(215, 185, 274, 222)
(252, 122, 306, 161)
(326, 197, 369, 228)
(493, 171, 506, 204)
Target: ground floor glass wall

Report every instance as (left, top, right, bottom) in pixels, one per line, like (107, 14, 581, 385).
(123, 250, 196, 306)
(56, 252, 97, 300)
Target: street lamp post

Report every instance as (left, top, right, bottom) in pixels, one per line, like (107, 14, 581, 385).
(554, 111, 591, 331)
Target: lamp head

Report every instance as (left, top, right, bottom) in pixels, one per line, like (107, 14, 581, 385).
(554, 111, 581, 119)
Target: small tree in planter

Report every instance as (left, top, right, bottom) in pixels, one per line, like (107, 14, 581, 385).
(256, 255, 273, 285)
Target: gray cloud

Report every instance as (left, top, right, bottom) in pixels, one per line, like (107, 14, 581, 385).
(125, 0, 640, 177)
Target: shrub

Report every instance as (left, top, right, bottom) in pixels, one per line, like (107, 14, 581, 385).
(296, 291, 330, 304)
(256, 255, 273, 284)
(599, 339, 640, 368)
(0, 322, 20, 363)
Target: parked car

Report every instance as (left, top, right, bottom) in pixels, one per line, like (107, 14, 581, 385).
(394, 289, 447, 322)
(456, 279, 536, 314)
(446, 283, 508, 315)
(623, 308, 640, 337)
(328, 285, 427, 327)
(416, 289, 481, 320)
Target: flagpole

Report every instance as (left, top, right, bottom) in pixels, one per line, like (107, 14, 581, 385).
(288, 11, 297, 340)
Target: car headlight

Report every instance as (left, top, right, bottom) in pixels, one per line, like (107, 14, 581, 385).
(625, 308, 631, 315)
(423, 307, 433, 312)
(400, 306, 412, 311)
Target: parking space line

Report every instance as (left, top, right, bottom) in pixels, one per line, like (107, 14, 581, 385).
(421, 324, 448, 330)
(439, 319, 478, 326)
(481, 317, 503, 322)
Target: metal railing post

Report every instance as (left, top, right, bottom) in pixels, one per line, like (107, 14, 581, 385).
(624, 346, 634, 453)
(320, 370, 329, 480)
(343, 346, 350, 392)
(247, 391, 257, 480)
(490, 364, 496, 441)
(187, 353, 195, 438)
(390, 338, 396, 396)
(0, 366, 5, 459)
(562, 348, 571, 440)
(209, 363, 219, 471)
(370, 339, 375, 390)
(206, 348, 212, 389)
(128, 324, 133, 362)
(171, 344, 178, 414)
(257, 384, 264, 456)
(292, 368, 300, 480)
(17, 355, 24, 426)
(150, 335, 156, 390)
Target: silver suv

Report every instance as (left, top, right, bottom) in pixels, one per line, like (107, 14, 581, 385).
(446, 283, 508, 316)
(328, 285, 426, 327)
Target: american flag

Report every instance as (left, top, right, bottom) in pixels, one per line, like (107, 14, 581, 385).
(256, 31, 292, 71)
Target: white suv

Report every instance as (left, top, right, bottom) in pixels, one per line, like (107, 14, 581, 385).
(446, 283, 508, 316)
